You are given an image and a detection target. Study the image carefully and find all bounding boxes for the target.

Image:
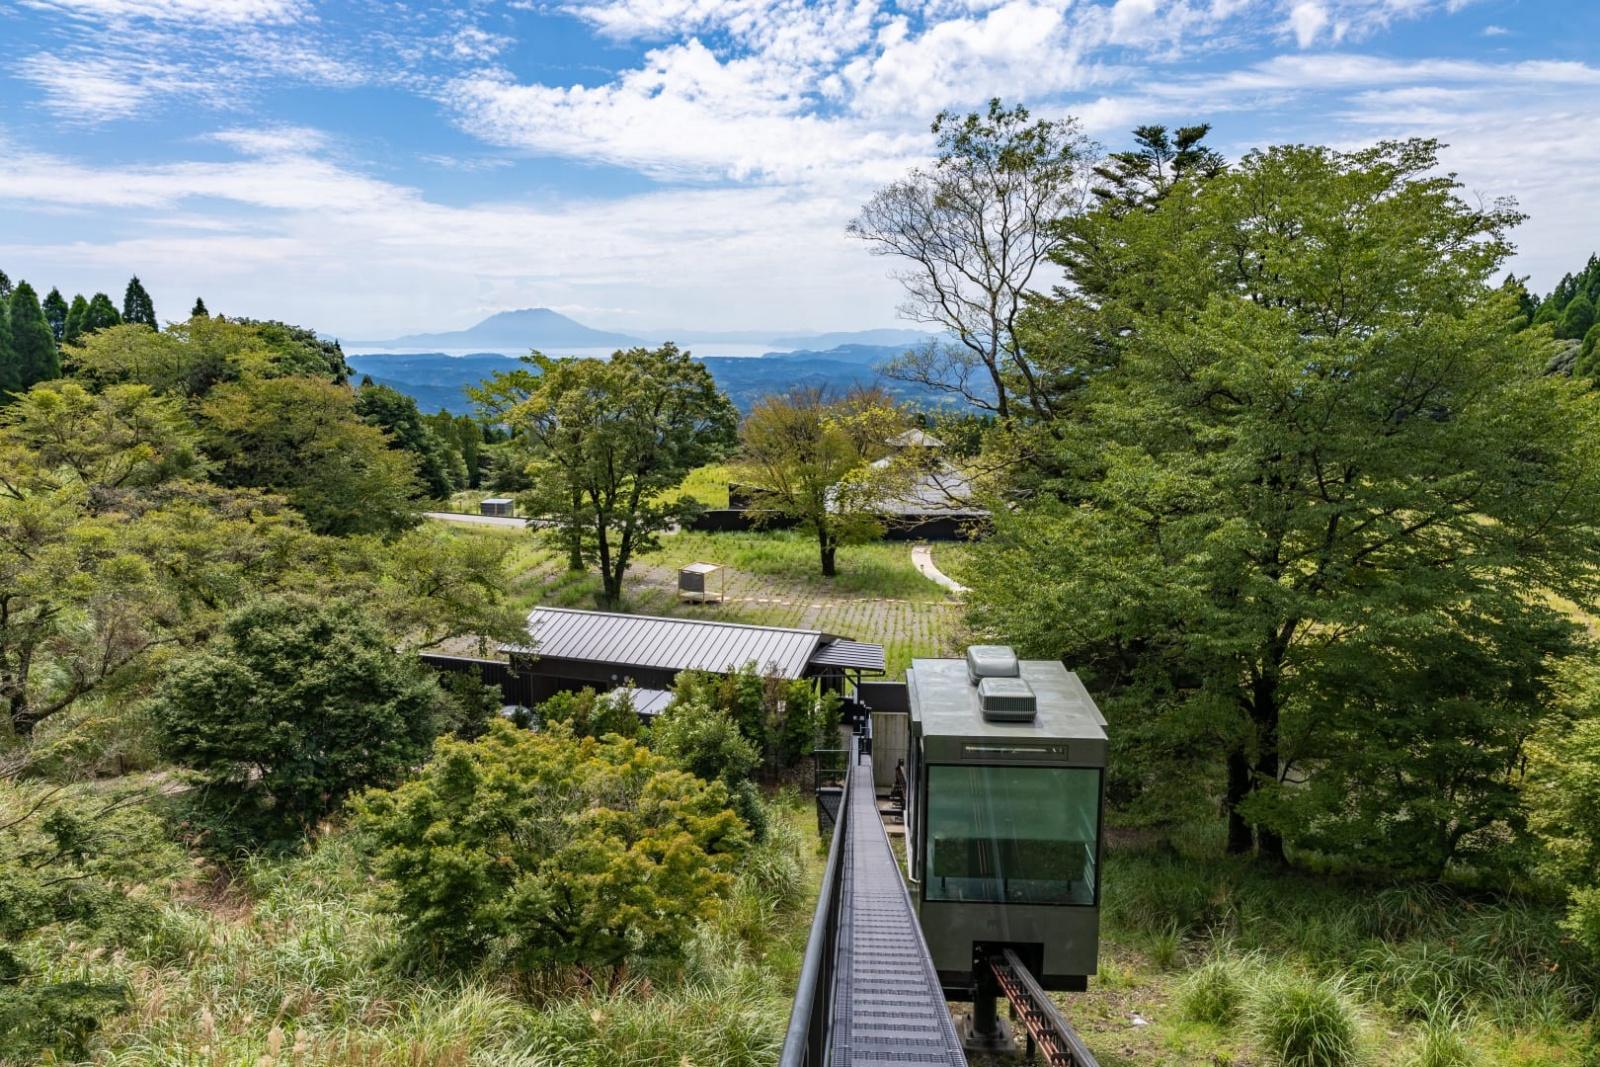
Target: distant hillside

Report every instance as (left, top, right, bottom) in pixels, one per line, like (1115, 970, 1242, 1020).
(768, 328, 935, 350)
(346, 344, 990, 415)
(354, 308, 641, 350)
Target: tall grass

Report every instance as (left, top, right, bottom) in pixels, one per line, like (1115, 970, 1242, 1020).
(50, 793, 820, 1066)
(1247, 972, 1363, 1067)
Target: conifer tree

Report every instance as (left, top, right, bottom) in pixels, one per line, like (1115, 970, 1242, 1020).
(83, 292, 122, 334)
(42, 287, 69, 342)
(1560, 294, 1596, 341)
(0, 270, 11, 299)
(62, 294, 88, 345)
(191, 297, 208, 318)
(8, 282, 59, 389)
(122, 275, 157, 328)
(0, 290, 15, 397)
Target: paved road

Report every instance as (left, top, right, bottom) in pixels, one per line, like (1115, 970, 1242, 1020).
(911, 543, 968, 594)
(422, 511, 530, 528)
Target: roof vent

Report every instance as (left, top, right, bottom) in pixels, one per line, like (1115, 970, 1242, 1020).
(978, 676, 1037, 722)
(966, 644, 1019, 686)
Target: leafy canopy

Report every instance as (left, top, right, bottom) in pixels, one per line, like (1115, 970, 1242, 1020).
(356, 721, 748, 974)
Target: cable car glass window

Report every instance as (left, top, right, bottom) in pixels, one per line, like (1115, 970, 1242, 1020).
(924, 765, 1098, 905)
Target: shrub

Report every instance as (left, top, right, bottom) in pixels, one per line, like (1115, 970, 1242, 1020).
(356, 721, 748, 976)
(152, 597, 444, 844)
(536, 687, 642, 739)
(1179, 955, 1249, 1025)
(1248, 972, 1362, 1067)
(1409, 1005, 1477, 1067)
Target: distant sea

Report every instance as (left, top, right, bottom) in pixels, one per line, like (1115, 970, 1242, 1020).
(342, 343, 782, 360)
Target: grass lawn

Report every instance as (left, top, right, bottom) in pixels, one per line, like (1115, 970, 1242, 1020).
(449, 523, 967, 677)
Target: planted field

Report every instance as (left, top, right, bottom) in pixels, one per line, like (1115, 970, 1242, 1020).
(453, 524, 968, 677)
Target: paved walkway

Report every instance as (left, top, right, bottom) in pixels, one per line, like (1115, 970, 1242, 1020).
(422, 511, 529, 528)
(911, 543, 968, 594)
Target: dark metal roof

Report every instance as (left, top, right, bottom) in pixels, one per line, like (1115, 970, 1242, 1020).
(808, 638, 887, 674)
(512, 608, 832, 680)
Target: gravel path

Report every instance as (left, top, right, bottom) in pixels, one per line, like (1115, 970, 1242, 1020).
(422, 511, 529, 528)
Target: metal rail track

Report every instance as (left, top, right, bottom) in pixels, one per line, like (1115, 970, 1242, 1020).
(988, 950, 1101, 1067)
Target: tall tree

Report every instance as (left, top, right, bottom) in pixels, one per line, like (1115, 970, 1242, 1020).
(41, 288, 68, 343)
(850, 99, 1094, 421)
(201, 375, 421, 536)
(737, 388, 912, 576)
(505, 344, 738, 605)
(61, 294, 88, 345)
(0, 271, 11, 300)
(82, 292, 122, 334)
(0, 291, 14, 399)
(354, 381, 463, 499)
(966, 139, 1600, 865)
(1089, 123, 1225, 210)
(8, 282, 59, 389)
(121, 276, 157, 329)
(190, 297, 208, 318)
(1560, 294, 1595, 341)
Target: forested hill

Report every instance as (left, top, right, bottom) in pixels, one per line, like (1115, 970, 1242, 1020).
(347, 343, 993, 413)
(1531, 253, 1600, 376)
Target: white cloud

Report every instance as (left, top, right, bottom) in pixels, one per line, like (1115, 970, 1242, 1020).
(1287, 2, 1329, 47)
(18, 0, 306, 25)
(1482, 24, 1508, 36)
(207, 126, 330, 157)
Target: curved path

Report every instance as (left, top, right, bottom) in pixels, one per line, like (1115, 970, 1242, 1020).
(912, 543, 968, 595)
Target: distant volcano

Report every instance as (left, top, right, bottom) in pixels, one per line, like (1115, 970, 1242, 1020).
(352, 308, 642, 350)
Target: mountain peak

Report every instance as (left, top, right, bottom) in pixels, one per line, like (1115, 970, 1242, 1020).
(354, 307, 641, 351)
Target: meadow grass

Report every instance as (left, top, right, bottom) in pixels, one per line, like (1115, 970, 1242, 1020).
(36, 792, 822, 1066)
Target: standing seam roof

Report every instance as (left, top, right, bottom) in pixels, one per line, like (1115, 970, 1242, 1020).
(516, 608, 832, 680)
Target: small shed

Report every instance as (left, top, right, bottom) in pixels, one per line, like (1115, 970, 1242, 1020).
(480, 497, 515, 518)
(678, 561, 724, 603)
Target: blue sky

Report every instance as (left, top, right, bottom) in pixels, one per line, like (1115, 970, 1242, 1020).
(1, 0, 1597, 340)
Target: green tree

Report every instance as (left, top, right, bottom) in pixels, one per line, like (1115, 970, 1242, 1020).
(505, 345, 737, 604)
(1560, 294, 1596, 341)
(201, 376, 421, 536)
(1089, 123, 1225, 211)
(737, 388, 913, 576)
(61, 294, 87, 346)
(41, 287, 68, 342)
(121, 276, 157, 329)
(966, 139, 1600, 863)
(534, 687, 642, 739)
(70, 317, 344, 398)
(356, 722, 747, 975)
(850, 99, 1094, 420)
(1528, 661, 1600, 956)
(1, 381, 203, 496)
(82, 292, 122, 334)
(190, 296, 208, 318)
(9, 282, 59, 389)
(0, 292, 14, 399)
(230, 318, 350, 383)
(355, 382, 463, 499)
(0, 271, 10, 299)
(152, 598, 443, 839)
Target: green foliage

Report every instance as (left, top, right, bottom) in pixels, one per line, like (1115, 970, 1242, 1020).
(0, 778, 185, 1061)
(664, 665, 834, 776)
(70, 316, 345, 399)
(1561, 294, 1597, 341)
(121, 275, 157, 329)
(8, 281, 60, 390)
(650, 696, 761, 788)
(737, 387, 912, 576)
(967, 138, 1600, 864)
(536, 686, 643, 739)
(1179, 954, 1250, 1025)
(189, 296, 207, 318)
(202, 375, 420, 536)
(356, 721, 748, 974)
(2, 380, 204, 493)
(496, 344, 739, 604)
(41, 286, 68, 343)
(1527, 661, 1600, 957)
(83, 291, 122, 333)
(61, 292, 87, 345)
(355, 381, 464, 499)
(435, 669, 502, 741)
(230, 317, 350, 383)
(152, 597, 444, 842)
(1247, 972, 1362, 1067)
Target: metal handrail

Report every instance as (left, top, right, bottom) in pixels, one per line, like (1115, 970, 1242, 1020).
(779, 744, 854, 1067)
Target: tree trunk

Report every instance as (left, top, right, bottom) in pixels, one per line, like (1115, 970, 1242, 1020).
(1251, 673, 1287, 864)
(819, 535, 837, 578)
(1225, 749, 1253, 854)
